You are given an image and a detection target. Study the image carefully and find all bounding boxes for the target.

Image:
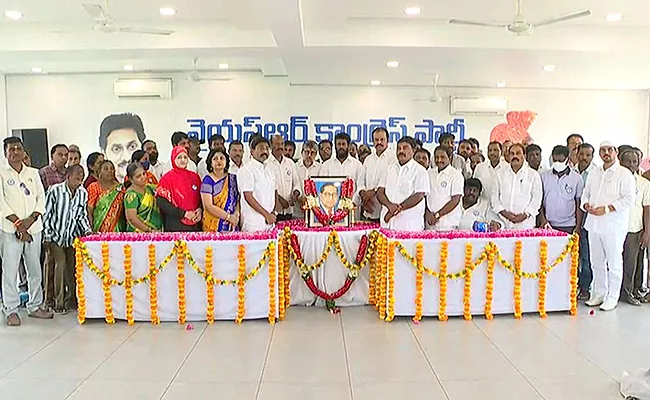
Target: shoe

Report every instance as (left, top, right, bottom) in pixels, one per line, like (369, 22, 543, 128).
(6, 313, 21, 326)
(585, 296, 604, 307)
(621, 292, 642, 306)
(28, 308, 54, 319)
(577, 288, 591, 301)
(53, 308, 69, 315)
(599, 299, 618, 311)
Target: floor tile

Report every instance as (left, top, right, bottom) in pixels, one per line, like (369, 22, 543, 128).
(353, 382, 448, 400)
(257, 382, 351, 400)
(67, 379, 168, 400)
(442, 378, 543, 400)
(0, 378, 80, 400)
(162, 382, 258, 399)
(528, 376, 620, 400)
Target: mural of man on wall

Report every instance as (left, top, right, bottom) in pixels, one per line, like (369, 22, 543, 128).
(99, 113, 146, 181)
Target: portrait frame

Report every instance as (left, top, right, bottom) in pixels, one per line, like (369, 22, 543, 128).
(304, 176, 353, 228)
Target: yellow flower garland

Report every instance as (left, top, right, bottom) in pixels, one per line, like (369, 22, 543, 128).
(205, 246, 215, 324)
(124, 245, 134, 325)
(538, 240, 548, 318)
(463, 243, 473, 321)
(236, 244, 247, 324)
(513, 241, 523, 319)
(485, 243, 495, 320)
(148, 244, 159, 324)
(413, 242, 424, 322)
(368, 252, 377, 306)
(377, 235, 388, 318)
(569, 234, 579, 316)
(277, 235, 286, 321)
(177, 242, 187, 324)
(268, 241, 277, 324)
(385, 241, 396, 322)
(283, 234, 291, 308)
(101, 242, 115, 324)
(438, 242, 448, 321)
(74, 240, 86, 324)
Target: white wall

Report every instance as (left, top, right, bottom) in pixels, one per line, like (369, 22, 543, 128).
(4, 72, 649, 163)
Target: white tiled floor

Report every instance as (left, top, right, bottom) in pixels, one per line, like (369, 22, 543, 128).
(0, 304, 640, 399)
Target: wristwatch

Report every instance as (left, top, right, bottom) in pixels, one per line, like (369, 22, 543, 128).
(604, 206, 611, 214)
(434, 212, 441, 219)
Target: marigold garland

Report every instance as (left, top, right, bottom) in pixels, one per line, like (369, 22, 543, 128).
(124, 245, 134, 325)
(377, 235, 388, 318)
(485, 243, 495, 320)
(283, 233, 291, 308)
(267, 241, 277, 324)
(101, 242, 115, 324)
(74, 240, 87, 324)
(277, 235, 286, 321)
(438, 242, 449, 321)
(513, 241, 523, 319)
(368, 251, 377, 306)
(413, 242, 424, 322)
(177, 242, 187, 324)
(538, 240, 548, 318)
(236, 245, 247, 324)
(148, 244, 159, 324)
(569, 234, 579, 316)
(463, 243, 473, 320)
(385, 241, 396, 322)
(205, 246, 215, 324)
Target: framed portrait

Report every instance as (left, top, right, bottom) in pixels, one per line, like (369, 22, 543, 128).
(305, 176, 353, 228)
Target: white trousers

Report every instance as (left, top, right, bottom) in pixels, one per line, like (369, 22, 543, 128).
(588, 231, 625, 302)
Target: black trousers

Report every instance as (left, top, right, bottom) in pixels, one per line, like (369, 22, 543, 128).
(277, 214, 294, 222)
(622, 231, 644, 297)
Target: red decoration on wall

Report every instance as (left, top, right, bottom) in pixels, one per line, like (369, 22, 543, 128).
(490, 110, 537, 144)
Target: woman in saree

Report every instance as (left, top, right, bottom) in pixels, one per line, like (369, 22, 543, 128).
(124, 163, 163, 232)
(156, 146, 202, 232)
(83, 152, 104, 189)
(123, 150, 158, 186)
(201, 149, 240, 232)
(87, 160, 126, 232)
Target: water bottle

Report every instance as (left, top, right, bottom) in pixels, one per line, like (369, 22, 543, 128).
(19, 291, 29, 304)
(472, 221, 489, 233)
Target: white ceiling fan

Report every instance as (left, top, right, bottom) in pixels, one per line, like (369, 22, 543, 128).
(188, 58, 233, 82)
(449, 0, 591, 35)
(413, 74, 443, 103)
(75, 1, 175, 35)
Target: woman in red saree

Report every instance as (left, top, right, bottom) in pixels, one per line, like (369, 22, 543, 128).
(155, 146, 202, 232)
(87, 160, 126, 232)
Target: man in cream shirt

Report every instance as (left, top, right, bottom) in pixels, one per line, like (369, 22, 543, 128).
(267, 135, 301, 221)
(294, 140, 321, 219)
(426, 146, 464, 230)
(491, 143, 542, 230)
(581, 141, 635, 311)
(473, 141, 506, 201)
(362, 127, 396, 222)
(459, 178, 503, 231)
(376, 137, 429, 231)
(320, 133, 366, 217)
(237, 137, 278, 232)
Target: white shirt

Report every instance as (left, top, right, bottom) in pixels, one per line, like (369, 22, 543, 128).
(229, 162, 243, 175)
(459, 198, 503, 231)
(150, 161, 165, 180)
(197, 158, 209, 179)
(491, 164, 543, 230)
(161, 158, 198, 176)
(473, 159, 506, 201)
(581, 162, 635, 235)
(452, 154, 470, 179)
(237, 159, 277, 232)
(363, 149, 397, 219)
(294, 161, 321, 218)
(319, 156, 366, 202)
(267, 155, 301, 215)
(0, 165, 46, 234)
(426, 165, 464, 230)
(629, 174, 650, 233)
(380, 159, 430, 231)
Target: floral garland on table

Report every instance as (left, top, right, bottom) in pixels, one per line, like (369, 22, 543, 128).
(538, 241, 548, 318)
(569, 235, 579, 316)
(267, 242, 277, 324)
(285, 227, 376, 312)
(385, 241, 396, 321)
(438, 242, 448, 321)
(463, 243, 473, 321)
(303, 178, 355, 225)
(236, 245, 246, 324)
(101, 242, 115, 324)
(376, 234, 388, 319)
(277, 234, 287, 320)
(177, 242, 187, 324)
(124, 245, 135, 325)
(485, 243, 495, 320)
(205, 246, 215, 324)
(74, 241, 87, 324)
(513, 241, 523, 319)
(148, 244, 160, 324)
(413, 242, 424, 323)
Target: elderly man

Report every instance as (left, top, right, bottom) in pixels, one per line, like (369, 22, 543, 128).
(377, 137, 429, 231)
(294, 140, 321, 219)
(362, 127, 396, 223)
(491, 143, 542, 229)
(426, 146, 464, 230)
(473, 141, 506, 201)
(581, 141, 635, 311)
(320, 133, 366, 217)
(267, 135, 301, 221)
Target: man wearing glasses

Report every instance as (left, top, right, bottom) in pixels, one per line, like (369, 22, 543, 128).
(0, 137, 53, 326)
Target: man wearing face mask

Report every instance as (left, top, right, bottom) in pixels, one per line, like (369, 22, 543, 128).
(539, 146, 584, 235)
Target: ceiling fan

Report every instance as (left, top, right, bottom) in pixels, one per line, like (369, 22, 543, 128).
(449, 0, 591, 35)
(73, 2, 175, 35)
(413, 74, 443, 103)
(188, 58, 233, 82)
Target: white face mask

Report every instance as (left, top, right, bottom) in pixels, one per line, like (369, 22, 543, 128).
(552, 161, 567, 172)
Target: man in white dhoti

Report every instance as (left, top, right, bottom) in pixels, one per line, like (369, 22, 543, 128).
(362, 127, 397, 223)
(458, 178, 503, 231)
(376, 137, 430, 231)
(425, 146, 464, 231)
(581, 141, 635, 311)
(491, 143, 542, 230)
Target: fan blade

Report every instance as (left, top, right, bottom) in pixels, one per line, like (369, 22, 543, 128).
(117, 26, 175, 35)
(533, 9, 591, 27)
(83, 3, 109, 21)
(448, 19, 507, 28)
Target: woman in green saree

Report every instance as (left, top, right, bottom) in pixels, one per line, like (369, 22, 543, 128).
(124, 162, 162, 232)
(87, 160, 126, 232)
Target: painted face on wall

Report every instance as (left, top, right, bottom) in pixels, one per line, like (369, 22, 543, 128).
(105, 128, 141, 181)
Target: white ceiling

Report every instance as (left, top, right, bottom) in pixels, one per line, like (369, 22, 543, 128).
(0, 0, 649, 89)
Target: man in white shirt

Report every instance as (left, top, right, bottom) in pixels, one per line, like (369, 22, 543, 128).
(473, 141, 506, 201)
(361, 127, 397, 222)
(267, 134, 300, 221)
(575, 143, 596, 300)
(318, 140, 332, 163)
(198, 134, 226, 178)
(320, 133, 366, 216)
(619, 150, 650, 305)
(491, 143, 542, 230)
(0, 137, 54, 326)
(237, 137, 278, 232)
(581, 141, 635, 311)
(294, 140, 321, 219)
(142, 140, 165, 180)
(426, 146, 464, 230)
(376, 137, 430, 231)
(439, 133, 470, 179)
(228, 140, 245, 175)
(161, 132, 198, 176)
(459, 178, 503, 231)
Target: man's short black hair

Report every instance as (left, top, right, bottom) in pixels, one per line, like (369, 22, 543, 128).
(208, 134, 225, 146)
(618, 144, 632, 155)
(229, 140, 244, 150)
(566, 133, 584, 144)
(334, 133, 351, 145)
(465, 178, 483, 193)
(439, 133, 455, 143)
(50, 144, 68, 156)
(397, 136, 417, 149)
(65, 164, 84, 177)
(99, 113, 146, 150)
(510, 143, 526, 154)
(468, 138, 480, 149)
(171, 131, 188, 146)
(205, 149, 230, 173)
(415, 139, 423, 149)
(284, 140, 296, 150)
(372, 127, 388, 138)
(319, 139, 332, 148)
(578, 143, 594, 153)
(251, 136, 270, 150)
(131, 150, 146, 163)
(87, 152, 102, 170)
(415, 148, 431, 159)
(68, 148, 81, 158)
(459, 139, 473, 147)
(3, 137, 23, 152)
(142, 139, 156, 148)
(488, 141, 503, 151)
(434, 145, 453, 158)
(525, 144, 542, 155)
(551, 145, 570, 158)
(188, 136, 200, 145)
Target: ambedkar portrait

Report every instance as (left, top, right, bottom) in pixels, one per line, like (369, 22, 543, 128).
(308, 176, 349, 227)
